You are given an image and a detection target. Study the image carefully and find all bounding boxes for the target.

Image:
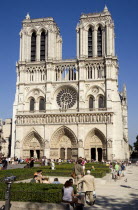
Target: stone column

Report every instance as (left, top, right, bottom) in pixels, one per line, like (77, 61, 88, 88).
(45, 33, 48, 60)
(22, 33, 25, 61)
(65, 148, 67, 160)
(78, 140, 84, 158)
(19, 32, 22, 61)
(102, 28, 105, 56)
(96, 147, 98, 161)
(84, 29, 87, 58)
(106, 25, 110, 56)
(28, 35, 31, 62)
(112, 25, 115, 56)
(36, 34, 40, 61)
(44, 140, 50, 158)
(93, 28, 97, 57)
(80, 28, 83, 58)
(34, 150, 37, 158)
(76, 29, 80, 58)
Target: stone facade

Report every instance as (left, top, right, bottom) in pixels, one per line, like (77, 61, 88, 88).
(11, 7, 129, 161)
(0, 119, 12, 157)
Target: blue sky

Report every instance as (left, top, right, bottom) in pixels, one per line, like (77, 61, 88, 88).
(0, 0, 137, 145)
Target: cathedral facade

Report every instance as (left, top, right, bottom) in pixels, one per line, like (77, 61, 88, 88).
(11, 7, 129, 161)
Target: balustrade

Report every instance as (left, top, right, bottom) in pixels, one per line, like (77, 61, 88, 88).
(16, 112, 113, 125)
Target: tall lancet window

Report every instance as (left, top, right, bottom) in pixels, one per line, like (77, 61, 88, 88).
(98, 95, 105, 109)
(40, 31, 45, 61)
(30, 98, 35, 111)
(97, 27, 102, 57)
(31, 32, 36, 61)
(88, 28, 92, 57)
(39, 98, 45, 111)
(89, 96, 94, 110)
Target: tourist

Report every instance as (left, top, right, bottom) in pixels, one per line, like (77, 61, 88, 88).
(29, 158, 34, 168)
(91, 166, 95, 171)
(118, 163, 122, 179)
(24, 161, 30, 168)
(121, 163, 126, 177)
(44, 158, 48, 166)
(30, 175, 39, 183)
(77, 170, 96, 206)
(62, 180, 78, 209)
(73, 159, 84, 190)
(52, 178, 61, 184)
(114, 162, 119, 180)
(0, 159, 3, 170)
(81, 158, 87, 175)
(2, 157, 8, 170)
(43, 177, 50, 184)
(34, 170, 44, 183)
(50, 160, 55, 170)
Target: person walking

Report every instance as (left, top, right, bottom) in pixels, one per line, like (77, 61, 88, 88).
(77, 170, 96, 206)
(73, 159, 84, 190)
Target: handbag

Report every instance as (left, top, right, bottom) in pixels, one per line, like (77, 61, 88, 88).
(71, 171, 76, 179)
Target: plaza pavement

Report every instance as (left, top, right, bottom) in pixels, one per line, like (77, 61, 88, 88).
(1, 164, 138, 209)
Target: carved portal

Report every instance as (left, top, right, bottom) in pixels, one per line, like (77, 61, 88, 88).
(84, 128, 106, 160)
(22, 131, 44, 158)
(50, 126, 78, 159)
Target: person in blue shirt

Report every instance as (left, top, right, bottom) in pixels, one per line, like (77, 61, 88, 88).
(52, 178, 61, 184)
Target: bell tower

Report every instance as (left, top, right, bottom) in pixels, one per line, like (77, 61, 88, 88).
(19, 13, 62, 62)
(76, 6, 115, 59)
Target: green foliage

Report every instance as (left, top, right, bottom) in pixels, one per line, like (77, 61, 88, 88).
(0, 183, 63, 202)
(134, 135, 138, 151)
(0, 163, 110, 202)
(0, 163, 110, 182)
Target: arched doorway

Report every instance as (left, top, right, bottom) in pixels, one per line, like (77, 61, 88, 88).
(85, 128, 106, 161)
(22, 130, 44, 159)
(50, 126, 78, 160)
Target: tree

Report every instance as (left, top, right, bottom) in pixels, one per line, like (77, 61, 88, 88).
(133, 135, 138, 151)
(129, 144, 133, 151)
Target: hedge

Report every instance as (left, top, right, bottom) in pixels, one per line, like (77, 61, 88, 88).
(0, 163, 110, 181)
(0, 183, 70, 202)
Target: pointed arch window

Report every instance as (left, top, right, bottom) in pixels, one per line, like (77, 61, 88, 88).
(40, 31, 45, 61)
(39, 98, 45, 111)
(31, 32, 36, 61)
(89, 96, 94, 110)
(88, 28, 93, 58)
(98, 95, 105, 109)
(30, 98, 35, 111)
(97, 27, 102, 57)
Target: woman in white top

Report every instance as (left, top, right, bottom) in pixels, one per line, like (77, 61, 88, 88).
(62, 180, 78, 207)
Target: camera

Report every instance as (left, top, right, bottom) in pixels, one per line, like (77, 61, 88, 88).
(4, 176, 16, 183)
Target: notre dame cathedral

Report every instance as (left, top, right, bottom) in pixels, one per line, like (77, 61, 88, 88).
(11, 6, 129, 161)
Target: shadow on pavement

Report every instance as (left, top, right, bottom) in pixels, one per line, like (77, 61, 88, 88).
(84, 193, 138, 210)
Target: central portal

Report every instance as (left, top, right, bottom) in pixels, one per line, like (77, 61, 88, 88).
(50, 126, 78, 160)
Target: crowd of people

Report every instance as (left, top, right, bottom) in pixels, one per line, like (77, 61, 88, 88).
(0, 155, 135, 209)
(28, 157, 96, 209)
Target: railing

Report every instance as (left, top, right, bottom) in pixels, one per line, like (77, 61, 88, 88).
(16, 111, 113, 125)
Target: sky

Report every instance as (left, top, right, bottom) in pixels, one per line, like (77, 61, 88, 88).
(0, 0, 137, 145)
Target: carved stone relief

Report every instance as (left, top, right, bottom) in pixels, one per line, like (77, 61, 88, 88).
(50, 150, 58, 157)
(85, 149, 89, 158)
(85, 135, 103, 149)
(34, 89, 40, 95)
(78, 139, 83, 148)
(91, 87, 99, 94)
(59, 135, 71, 148)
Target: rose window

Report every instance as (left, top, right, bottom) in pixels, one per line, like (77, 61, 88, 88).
(57, 89, 77, 109)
